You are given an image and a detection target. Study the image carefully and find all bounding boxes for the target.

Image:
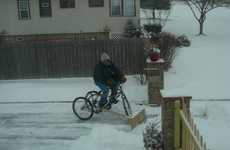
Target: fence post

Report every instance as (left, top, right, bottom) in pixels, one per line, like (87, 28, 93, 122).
(162, 96, 192, 150)
(174, 101, 181, 150)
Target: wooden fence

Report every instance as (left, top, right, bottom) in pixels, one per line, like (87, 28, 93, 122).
(0, 39, 144, 80)
(174, 99, 207, 150)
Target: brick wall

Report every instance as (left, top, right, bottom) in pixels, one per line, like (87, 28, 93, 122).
(145, 61, 164, 104)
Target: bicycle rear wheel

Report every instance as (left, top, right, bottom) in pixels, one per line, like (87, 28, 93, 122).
(85, 91, 100, 107)
(85, 91, 98, 99)
(72, 97, 94, 120)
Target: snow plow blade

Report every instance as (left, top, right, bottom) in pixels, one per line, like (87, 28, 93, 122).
(102, 108, 146, 129)
(128, 109, 146, 129)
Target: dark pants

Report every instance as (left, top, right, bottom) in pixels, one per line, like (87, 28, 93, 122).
(95, 82, 109, 106)
(95, 81, 119, 106)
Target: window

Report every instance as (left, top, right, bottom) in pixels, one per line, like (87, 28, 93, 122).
(89, 0, 104, 7)
(123, 0, 135, 16)
(110, 0, 135, 17)
(111, 0, 122, 16)
(39, 0, 52, 17)
(60, 0, 75, 8)
(17, 0, 31, 20)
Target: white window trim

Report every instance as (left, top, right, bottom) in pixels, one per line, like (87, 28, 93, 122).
(17, 0, 31, 20)
(110, 0, 136, 17)
(110, 0, 122, 16)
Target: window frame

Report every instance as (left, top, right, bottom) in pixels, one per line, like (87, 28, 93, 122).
(123, 0, 136, 17)
(17, 0, 31, 20)
(110, 0, 136, 17)
(88, 0, 104, 7)
(60, 0, 75, 9)
(110, 0, 122, 16)
(39, 0, 52, 17)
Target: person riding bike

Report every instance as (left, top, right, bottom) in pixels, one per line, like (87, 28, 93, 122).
(93, 52, 126, 111)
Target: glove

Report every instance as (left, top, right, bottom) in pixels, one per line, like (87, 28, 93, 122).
(120, 75, 127, 83)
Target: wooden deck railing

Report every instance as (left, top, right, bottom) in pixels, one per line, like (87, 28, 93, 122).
(174, 100, 207, 150)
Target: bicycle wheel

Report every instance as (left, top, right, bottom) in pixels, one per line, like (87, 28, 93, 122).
(121, 94, 133, 117)
(85, 91, 98, 99)
(85, 91, 100, 107)
(72, 97, 94, 120)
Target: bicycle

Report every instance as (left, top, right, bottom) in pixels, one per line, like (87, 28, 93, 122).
(72, 83, 132, 120)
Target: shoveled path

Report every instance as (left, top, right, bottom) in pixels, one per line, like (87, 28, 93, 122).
(0, 102, 127, 150)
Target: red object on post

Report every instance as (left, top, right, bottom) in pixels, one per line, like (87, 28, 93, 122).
(149, 52, 160, 62)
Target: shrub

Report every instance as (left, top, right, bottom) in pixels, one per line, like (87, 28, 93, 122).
(158, 32, 177, 70)
(144, 24, 162, 34)
(177, 35, 191, 47)
(143, 31, 191, 71)
(143, 121, 163, 150)
(158, 32, 191, 70)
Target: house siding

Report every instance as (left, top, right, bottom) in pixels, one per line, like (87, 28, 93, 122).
(0, 0, 140, 35)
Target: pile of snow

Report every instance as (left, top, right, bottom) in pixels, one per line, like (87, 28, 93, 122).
(70, 125, 143, 150)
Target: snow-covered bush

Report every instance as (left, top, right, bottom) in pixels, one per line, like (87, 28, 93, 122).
(143, 121, 163, 150)
(123, 20, 139, 38)
(177, 35, 191, 47)
(159, 32, 191, 70)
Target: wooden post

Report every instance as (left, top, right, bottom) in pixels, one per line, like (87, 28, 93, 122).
(174, 101, 181, 150)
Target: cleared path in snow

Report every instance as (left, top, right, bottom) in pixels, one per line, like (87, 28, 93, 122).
(0, 103, 128, 150)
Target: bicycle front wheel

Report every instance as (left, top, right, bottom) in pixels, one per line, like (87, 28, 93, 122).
(72, 97, 94, 120)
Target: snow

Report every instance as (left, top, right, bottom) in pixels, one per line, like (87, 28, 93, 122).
(162, 2, 230, 99)
(70, 125, 143, 150)
(0, 77, 147, 102)
(1, 2, 230, 150)
(162, 2, 230, 150)
(190, 101, 230, 150)
(0, 76, 154, 150)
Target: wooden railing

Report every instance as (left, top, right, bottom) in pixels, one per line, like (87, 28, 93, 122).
(174, 100, 207, 150)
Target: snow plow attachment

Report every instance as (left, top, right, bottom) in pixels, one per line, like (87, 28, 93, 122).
(105, 108, 146, 129)
(127, 109, 146, 129)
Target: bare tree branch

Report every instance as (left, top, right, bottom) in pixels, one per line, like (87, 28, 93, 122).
(204, 0, 210, 11)
(205, 5, 220, 12)
(185, 0, 200, 21)
(184, 0, 230, 35)
(189, 0, 202, 12)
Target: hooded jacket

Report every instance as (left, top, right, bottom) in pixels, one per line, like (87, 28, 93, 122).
(93, 61, 122, 85)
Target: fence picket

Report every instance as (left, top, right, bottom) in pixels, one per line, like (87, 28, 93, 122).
(174, 99, 208, 150)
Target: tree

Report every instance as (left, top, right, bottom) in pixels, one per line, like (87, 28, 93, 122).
(184, 0, 230, 35)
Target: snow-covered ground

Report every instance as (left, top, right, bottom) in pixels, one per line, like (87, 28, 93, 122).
(162, 2, 230, 150)
(1, 2, 230, 150)
(0, 77, 156, 150)
(0, 77, 147, 103)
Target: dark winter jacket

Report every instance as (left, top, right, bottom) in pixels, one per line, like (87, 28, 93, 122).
(93, 61, 122, 85)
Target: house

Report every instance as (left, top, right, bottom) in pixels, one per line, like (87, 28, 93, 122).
(0, 0, 140, 42)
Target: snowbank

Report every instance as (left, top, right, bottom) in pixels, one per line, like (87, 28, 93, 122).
(70, 125, 143, 150)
